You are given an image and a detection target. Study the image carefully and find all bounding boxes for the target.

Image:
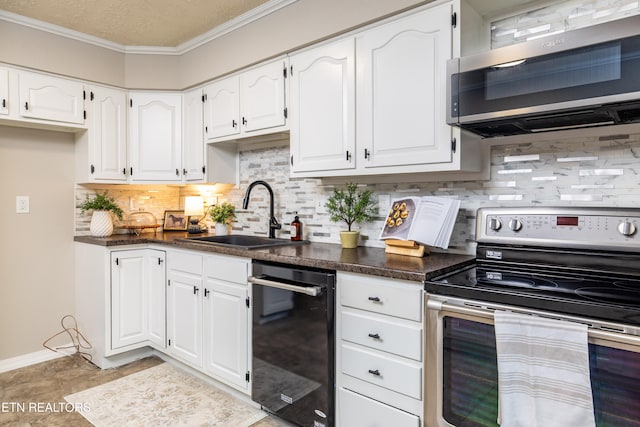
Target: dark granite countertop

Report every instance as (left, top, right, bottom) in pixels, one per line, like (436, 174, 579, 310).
(74, 232, 474, 283)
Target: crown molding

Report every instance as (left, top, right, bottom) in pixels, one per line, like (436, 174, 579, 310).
(0, 0, 298, 56)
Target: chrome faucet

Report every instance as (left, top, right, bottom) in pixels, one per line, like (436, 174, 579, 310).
(242, 180, 281, 238)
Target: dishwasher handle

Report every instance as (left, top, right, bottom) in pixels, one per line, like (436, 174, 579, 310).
(248, 275, 324, 297)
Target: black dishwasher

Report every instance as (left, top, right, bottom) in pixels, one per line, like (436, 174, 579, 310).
(249, 260, 336, 427)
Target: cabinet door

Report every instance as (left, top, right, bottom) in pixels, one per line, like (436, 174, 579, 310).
(356, 4, 453, 168)
(289, 38, 356, 173)
(19, 71, 85, 124)
(203, 76, 240, 140)
(111, 251, 147, 350)
(203, 279, 249, 391)
(148, 251, 167, 349)
(129, 93, 182, 181)
(0, 67, 8, 115)
(182, 88, 205, 181)
(111, 249, 166, 351)
(240, 59, 287, 133)
(167, 270, 203, 367)
(87, 86, 127, 181)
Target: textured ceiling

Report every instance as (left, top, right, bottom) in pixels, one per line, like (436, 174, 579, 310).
(0, 0, 272, 47)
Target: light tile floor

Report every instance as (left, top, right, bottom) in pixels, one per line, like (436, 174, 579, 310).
(0, 355, 291, 426)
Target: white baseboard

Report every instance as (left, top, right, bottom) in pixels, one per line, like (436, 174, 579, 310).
(0, 344, 74, 374)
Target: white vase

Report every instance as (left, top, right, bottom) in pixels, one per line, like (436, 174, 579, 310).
(215, 222, 230, 236)
(90, 210, 114, 237)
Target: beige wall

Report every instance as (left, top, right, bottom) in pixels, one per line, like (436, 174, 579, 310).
(0, 21, 126, 87)
(178, 0, 430, 87)
(0, 126, 75, 359)
(1, 0, 429, 89)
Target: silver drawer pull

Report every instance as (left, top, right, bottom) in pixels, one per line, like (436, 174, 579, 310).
(368, 369, 381, 376)
(368, 296, 381, 302)
(368, 333, 381, 339)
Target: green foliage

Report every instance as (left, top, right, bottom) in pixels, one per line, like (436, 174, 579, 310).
(324, 183, 376, 232)
(80, 191, 124, 220)
(209, 202, 236, 224)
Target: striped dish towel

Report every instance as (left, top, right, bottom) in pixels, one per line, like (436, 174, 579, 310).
(494, 310, 595, 427)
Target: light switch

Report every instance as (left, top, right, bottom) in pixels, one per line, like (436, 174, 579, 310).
(16, 196, 29, 214)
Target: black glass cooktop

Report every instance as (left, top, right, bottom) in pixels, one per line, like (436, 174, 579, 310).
(425, 263, 640, 326)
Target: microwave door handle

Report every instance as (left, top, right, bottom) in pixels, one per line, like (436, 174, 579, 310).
(248, 276, 323, 297)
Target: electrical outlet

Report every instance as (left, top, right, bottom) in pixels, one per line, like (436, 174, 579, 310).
(316, 200, 326, 214)
(16, 195, 30, 214)
(378, 195, 390, 215)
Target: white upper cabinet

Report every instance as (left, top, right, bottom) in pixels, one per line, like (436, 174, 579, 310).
(357, 4, 453, 169)
(19, 71, 85, 124)
(203, 76, 240, 140)
(290, 1, 481, 179)
(86, 86, 128, 181)
(182, 88, 206, 182)
(240, 59, 287, 133)
(0, 67, 8, 115)
(204, 57, 288, 142)
(129, 92, 182, 182)
(289, 38, 356, 173)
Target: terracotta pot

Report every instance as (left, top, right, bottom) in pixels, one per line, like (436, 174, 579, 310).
(339, 231, 359, 248)
(90, 210, 114, 237)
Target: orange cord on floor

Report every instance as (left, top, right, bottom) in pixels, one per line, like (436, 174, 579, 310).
(43, 315, 93, 362)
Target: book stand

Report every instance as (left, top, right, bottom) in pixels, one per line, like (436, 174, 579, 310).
(384, 239, 428, 257)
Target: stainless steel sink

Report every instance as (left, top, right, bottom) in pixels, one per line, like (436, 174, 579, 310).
(180, 234, 308, 250)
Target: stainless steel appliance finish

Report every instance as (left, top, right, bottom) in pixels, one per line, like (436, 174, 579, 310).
(424, 207, 640, 427)
(447, 14, 640, 137)
(250, 261, 336, 427)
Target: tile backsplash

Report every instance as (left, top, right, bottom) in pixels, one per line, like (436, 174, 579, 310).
(76, 132, 640, 255)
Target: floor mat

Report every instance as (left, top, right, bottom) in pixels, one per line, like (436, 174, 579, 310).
(64, 363, 267, 427)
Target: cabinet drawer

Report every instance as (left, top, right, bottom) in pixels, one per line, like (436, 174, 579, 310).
(342, 309, 422, 361)
(339, 273, 422, 321)
(204, 254, 249, 284)
(168, 251, 202, 274)
(339, 387, 420, 427)
(341, 343, 421, 399)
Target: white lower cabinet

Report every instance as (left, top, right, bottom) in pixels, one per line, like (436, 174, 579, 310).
(167, 250, 204, 367)
(337, 272, 424, 426)
(203, 255, 250, 392)
(110, 249, 166, 352)
(339, 388, 420, 427)
(166, 250, 251, 393)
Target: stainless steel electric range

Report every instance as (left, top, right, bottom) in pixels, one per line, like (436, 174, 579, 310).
(424, 207, 640, 427)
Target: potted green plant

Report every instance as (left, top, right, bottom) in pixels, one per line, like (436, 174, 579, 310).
(80, 191, 124, 237)
(325, 183, 376, 248)
(208, 202, 236, 236)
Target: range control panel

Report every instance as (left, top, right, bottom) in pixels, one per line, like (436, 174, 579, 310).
(477, 207, 640, 251)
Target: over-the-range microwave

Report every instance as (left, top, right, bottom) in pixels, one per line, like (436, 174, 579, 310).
(447, 14, 640, 138)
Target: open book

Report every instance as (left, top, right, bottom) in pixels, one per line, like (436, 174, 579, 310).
(379, 196, 460, 249)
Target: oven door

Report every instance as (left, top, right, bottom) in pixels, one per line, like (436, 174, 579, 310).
(425, 294, 640, 427)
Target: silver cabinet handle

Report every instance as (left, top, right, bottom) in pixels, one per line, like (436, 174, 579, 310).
(248, 276, 322, 297)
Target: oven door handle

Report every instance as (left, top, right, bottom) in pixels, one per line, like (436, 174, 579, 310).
(248, 276, 323, 297)
(427, 297, 640, 347)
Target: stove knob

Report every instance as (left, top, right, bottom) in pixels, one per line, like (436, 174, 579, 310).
(489, 218, 502, 231)
(509, 219, 523, 232)
(618, 221, 637, 237)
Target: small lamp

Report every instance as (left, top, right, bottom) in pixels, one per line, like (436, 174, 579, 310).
(184, 196, 205, 234)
